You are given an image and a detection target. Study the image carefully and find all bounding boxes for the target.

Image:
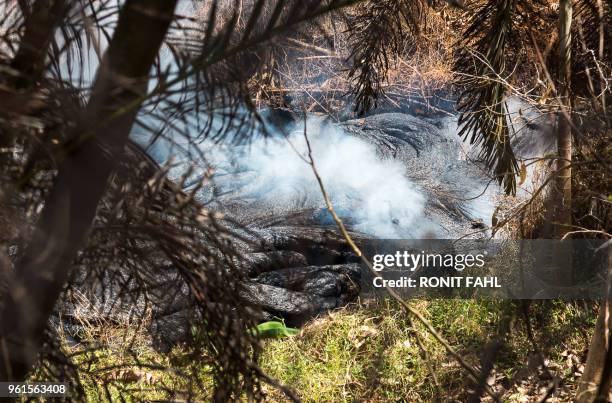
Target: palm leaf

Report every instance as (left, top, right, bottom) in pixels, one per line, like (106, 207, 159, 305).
(454, 0, 521, 195)
(346, 0, 425, 115)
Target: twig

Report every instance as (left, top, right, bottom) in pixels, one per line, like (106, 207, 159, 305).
(561, 230, 612, 240)
(408, 316, 441, 397)
(285, 37, 336, 56)
(254, 366, 301, 403)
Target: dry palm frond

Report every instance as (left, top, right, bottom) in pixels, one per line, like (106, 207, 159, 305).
(61, 144, 265, 401)
(454, 0, 522, 195)
(346, 0, 425, 115)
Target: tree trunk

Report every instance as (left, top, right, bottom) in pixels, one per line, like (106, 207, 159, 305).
(0, 0, 177, 381)
(577, 248, 612, 402)
(576, 301, 612, 402)
(555, 0, 572, 238)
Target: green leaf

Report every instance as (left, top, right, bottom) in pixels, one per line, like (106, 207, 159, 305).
(250, 321, 299, 339)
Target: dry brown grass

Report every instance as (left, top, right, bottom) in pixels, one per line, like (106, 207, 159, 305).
(248, 4, 460, 118)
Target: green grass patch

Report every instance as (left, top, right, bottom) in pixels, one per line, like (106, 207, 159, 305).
(53, 299, 597, 402)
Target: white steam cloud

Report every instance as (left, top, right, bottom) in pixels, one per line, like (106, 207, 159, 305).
(144, 115, 428, 238)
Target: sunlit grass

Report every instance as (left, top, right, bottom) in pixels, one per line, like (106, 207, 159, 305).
(56, 299, 597, 402)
